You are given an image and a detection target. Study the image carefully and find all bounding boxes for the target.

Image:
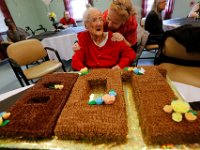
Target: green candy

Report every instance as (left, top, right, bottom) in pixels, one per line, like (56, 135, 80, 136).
(88, 100, 96, 105)
(124, 67, 129, 71)
(0, 120, 10, 127)
(188, 110, 198, 116)
(79, 71, 89, 76)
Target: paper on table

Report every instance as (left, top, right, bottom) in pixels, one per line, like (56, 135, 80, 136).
(172, 81, 200, 103)
(0, 85, 34, 102)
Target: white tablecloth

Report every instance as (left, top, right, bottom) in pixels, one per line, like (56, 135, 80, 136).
(42, 33, 77, 61)
(0, 85, 34, 102)
(172, 81, 200, 103)
(163, 17, 200, 31)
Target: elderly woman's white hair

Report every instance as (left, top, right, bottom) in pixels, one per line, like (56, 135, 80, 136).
(82, 5, 101, 26)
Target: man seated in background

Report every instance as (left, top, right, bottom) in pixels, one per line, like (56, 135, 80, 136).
(59, 11, 77, 27)
(72, 7, 136, 71)
(4, 18, 30, 42)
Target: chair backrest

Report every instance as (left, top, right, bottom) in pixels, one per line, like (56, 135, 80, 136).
(140, 18, 146, 28)
(136, 25, 149, 55)
(163, 37, 200, 60)
(7, 39, 47, 66)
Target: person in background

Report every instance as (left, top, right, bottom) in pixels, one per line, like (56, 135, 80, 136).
(144, 0, 166, 44)
(59, 11, 77, 27)
(188, 1, 200, 18)
(4, 18, 30, 42)
(72, 7, 136, 71)
(103, 0, 138, 50)
(145, 0, 166, 34)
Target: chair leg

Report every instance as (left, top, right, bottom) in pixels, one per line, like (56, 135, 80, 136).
(22, 75, 30, 86)
(8, 62, 25, 87)
(135, 59, 138, 66)
(16, 73, 25, 87)
(62, 65, 66, 72)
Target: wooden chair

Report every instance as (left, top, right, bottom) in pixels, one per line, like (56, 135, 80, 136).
(7, 39, 66, 87)
(0, 41, 13, 60)
(157, 36, 200, 87)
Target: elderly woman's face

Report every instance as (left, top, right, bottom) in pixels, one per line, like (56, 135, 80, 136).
(86, 10, 103, 37)
(106, 9, 123, 30)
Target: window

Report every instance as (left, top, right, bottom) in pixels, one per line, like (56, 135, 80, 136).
(146, 0, 154, 14)
(69, 0, 88, 21)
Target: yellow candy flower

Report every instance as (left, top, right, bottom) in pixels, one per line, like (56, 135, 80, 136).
(171, 100, 190, 113)
(185, 112, 197, 122)
(172, 112, 182, 122)
(163, 105, 173, 113)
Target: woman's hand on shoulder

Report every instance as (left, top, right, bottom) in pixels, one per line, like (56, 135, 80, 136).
(111, 32, 124, 42)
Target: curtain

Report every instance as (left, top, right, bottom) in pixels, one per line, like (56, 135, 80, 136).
(63, 0, 91, 20)
(0, 0, 13, 20)
(141, 0, 175, 19)
(164, 0, 175, 19)
(63, 0, 92, 11)
(141, 0, 148, 18)
(63, 0, 70, 11)
(88, 0, 93, 6)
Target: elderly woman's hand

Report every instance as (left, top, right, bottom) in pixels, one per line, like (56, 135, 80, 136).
(73, 42, 80, 51)
(111, 32, 124, 42)
(112, 65, 121, 70)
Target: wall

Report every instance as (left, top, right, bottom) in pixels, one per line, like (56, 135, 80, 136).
(172, 0, 199, 18)
(5, 0, 65, 33)
(5, 0, 40, 33)
(93, 0, 198, 19)
(93, 0, 142, 20)
(5, 0, 198, 34)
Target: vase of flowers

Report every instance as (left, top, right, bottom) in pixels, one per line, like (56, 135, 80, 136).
(48, 12, 59, 31)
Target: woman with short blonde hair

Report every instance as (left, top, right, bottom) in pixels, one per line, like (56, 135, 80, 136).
(103, 0, 138, 50)
(110, 0, 137, 22)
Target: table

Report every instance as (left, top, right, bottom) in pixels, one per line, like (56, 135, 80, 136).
(32, 26, 85, 61)
(163, 17, 200, 31)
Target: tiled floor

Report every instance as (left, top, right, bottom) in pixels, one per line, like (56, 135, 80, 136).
(0, 51, 155, 95)
(0, 59, 22, 95)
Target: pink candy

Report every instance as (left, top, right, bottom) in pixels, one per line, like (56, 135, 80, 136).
(102, 94, 116, 104)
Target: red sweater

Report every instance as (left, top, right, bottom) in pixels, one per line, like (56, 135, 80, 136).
(72, 31, 136, 71)
(102, 10, 138, 46)
(59, 17, 76, 26)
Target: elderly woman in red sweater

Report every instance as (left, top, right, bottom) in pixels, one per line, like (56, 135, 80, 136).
(72, 7, 136, 71)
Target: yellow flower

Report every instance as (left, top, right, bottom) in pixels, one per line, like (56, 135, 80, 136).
(171, 100, 190, 113)
(49, 12, 56, 19)
(172, 112, 182, 122)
